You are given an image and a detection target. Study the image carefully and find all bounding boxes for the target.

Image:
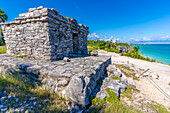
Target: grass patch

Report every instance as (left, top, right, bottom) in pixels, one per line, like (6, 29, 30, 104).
(0, 73, 69, 112)
(121, 87, 133, 99)
(111, 76, 120, 80)
(89, 88, 141, 113)
(15, 55, 29, 58)
(120, 87, 169, 113)
(121, 87, 140, 100)
(87, 45, 99, 51)
(115, 64, 139, 80)
(0, 46, 7, 54)
(15, 55, 37, 60)
(104, 48, 120, 53)
(147, 101, 170, 113)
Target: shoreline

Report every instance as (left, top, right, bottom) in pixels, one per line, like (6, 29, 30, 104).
(98, 50, 170, 109)
(132, 44, 170, 65)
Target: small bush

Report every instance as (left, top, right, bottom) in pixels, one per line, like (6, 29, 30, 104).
(15, 55, 29, 58)
(0, 46, 7, 54)
(111, 76, 120, 80)
(89, 88, 140, 113)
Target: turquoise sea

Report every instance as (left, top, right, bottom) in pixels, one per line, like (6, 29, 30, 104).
(132, 44, 170, 65)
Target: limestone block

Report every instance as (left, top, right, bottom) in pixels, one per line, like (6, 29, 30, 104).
(57, 78, 68, 87)
(126, 77, 136, 87)
(29, 8, 36, 12)
(26, 65, 42, 75)
(64, 76, 87, 106)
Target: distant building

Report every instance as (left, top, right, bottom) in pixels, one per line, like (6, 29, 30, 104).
(112, 39, 117, 43)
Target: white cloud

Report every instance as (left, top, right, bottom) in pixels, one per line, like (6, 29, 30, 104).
(88, 32, 118, 42)
(88, 33, 100, 40)
(120, 35, 170, 44)
(110, 36, 114, 39)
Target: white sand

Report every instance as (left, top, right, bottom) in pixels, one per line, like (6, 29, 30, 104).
(98, 50, 170, 108)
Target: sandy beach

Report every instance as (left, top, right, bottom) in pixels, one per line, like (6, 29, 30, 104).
(98, 50, 170, 108)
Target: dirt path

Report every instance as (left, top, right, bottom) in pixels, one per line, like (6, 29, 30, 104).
(98, 50, 170, 108)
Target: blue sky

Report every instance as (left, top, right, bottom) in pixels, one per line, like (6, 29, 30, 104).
(1, 0, 170, 43)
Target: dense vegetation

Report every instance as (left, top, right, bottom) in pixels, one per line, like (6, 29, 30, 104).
(88, 40, 129, 53)
(0, 8, 8, 45)
(88, 40, 157, 62)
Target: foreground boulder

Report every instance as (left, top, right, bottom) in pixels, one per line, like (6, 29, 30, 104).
(95, 77, 126, 99)
(106, 64, 136, 87)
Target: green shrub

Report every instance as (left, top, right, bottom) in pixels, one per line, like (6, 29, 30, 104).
(111, 76, 120, 80)
(104, 48, 120, 53)
(89, 88, 141, 113)
(99, 46, 106, 49)
(88, 40, 161, 64)
(151, 59, 156, 62)
(0, 46, 7, 54)
(15, 55, 29, 58)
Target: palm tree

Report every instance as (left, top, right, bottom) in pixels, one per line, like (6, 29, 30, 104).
(0, 9, 8, 45)
(130, 46, 143, 55)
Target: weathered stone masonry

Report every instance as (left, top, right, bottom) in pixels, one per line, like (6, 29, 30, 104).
(0, 6, 113, 107)
(1, 6, 89, 61)
(0, 54, 111, 106)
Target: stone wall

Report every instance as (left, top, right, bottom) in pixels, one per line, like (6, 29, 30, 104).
(1, 6, 89, 61)
(0, 54, 111, 106)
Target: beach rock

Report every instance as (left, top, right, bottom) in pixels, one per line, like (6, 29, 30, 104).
(57, 78, 68, 86)
(126, 77, 136, 87)
(142, 72, 149, 77)
(98, 93, 107, 100)
(64, 76, 87, 106)
(106, 64, 122, 77)
(63, 57, 70, 62)
(114, 71, 122, 78)
(150, 73, 159, 79)
(106, 64, 117, 76)
(96, 77, 126, 98)
(90, 51, 98, 56)
(26, 65, 42, 75)
(135, 74, 140, 78)
(120, 73, 128, 84)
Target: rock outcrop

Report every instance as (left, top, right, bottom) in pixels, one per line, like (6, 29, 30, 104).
(0, 54, 111, 106)
(107, 64, 136, 87)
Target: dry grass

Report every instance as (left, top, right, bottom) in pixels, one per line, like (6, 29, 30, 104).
(115, 64, 139, 80)
(0, 73, 69, 112)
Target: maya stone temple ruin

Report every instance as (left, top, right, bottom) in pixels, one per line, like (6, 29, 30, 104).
(1, 6, 89, 60)
(0, 6, 115, 107)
